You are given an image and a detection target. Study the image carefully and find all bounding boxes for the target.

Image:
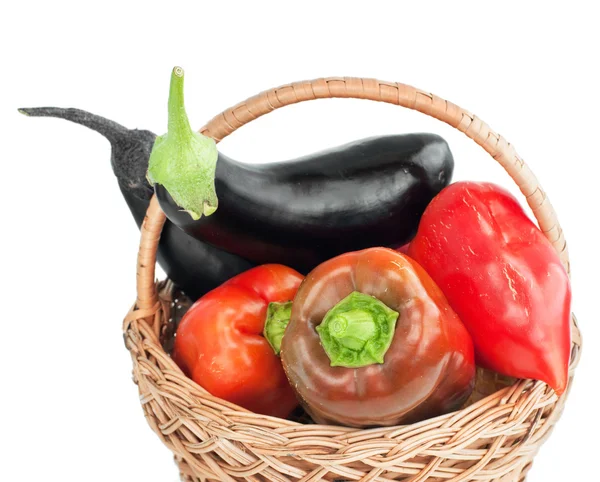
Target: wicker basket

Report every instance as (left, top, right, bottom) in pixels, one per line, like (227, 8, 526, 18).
(123, 77, 582, 482)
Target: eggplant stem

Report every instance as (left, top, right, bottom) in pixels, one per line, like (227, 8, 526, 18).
(147, 67, 219, 220)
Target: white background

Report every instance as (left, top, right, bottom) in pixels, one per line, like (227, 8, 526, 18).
(2, 1, 598, 481)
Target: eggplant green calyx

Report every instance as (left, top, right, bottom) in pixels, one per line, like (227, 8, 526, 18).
(316, 291, 399, 368)
(263, 301, 293, 355)
(147, 66, 218, 220)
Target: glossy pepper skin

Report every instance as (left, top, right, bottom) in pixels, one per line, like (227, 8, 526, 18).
(408, 182, 571, 395)
(280, 248, 475, 428)
(150, 68, 454, 274)
(172, 265, 303, 418)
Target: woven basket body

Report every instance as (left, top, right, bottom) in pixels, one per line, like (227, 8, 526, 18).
(123, 78, 582, 482)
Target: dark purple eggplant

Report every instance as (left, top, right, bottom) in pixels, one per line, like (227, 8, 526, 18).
(149, 68, 454, 274)
(18, 107, 254, 300)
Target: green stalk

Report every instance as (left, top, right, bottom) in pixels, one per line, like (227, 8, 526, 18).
(263, 301, 293, 355)
(328, 309, 378, 350)
(147, 66, 218, 220)
(167, 67, 193, 142)
(316, 291, 399, 368)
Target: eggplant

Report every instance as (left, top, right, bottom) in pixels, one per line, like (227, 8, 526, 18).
(21, 69, 454, 294)
(150, 68, 454, 273)
(18, 107, 254, 300)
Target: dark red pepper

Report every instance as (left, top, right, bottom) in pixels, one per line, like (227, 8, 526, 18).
(279, 248, 475, 427)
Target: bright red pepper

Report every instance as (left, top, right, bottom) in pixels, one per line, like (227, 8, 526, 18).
(408, 182, 571, 395)
(172, 265, 303, 418)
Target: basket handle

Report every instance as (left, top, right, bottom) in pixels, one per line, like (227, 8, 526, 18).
(135, 76, 569, 313)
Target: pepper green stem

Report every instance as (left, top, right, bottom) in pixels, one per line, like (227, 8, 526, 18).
(316, 291, 399, 368)
(263, 301, 293, 355)
(329, 310, 377, 350)
(147, 66, 218, 220)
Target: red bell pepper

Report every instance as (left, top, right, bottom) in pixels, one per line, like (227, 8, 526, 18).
(278, 247, 475, 427)
(408, 182, 571, 395)
(172, 264, 303, 418)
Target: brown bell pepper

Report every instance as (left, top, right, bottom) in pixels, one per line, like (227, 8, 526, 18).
(279, 247, 475, 427)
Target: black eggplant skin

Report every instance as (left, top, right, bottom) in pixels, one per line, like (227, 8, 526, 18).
(122, 190, 254, 300)
(19, 107, 254, 300)
(156, 133, 454, 273)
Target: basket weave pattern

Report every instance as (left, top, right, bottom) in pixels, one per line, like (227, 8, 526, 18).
(123, 78, 582, 482)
